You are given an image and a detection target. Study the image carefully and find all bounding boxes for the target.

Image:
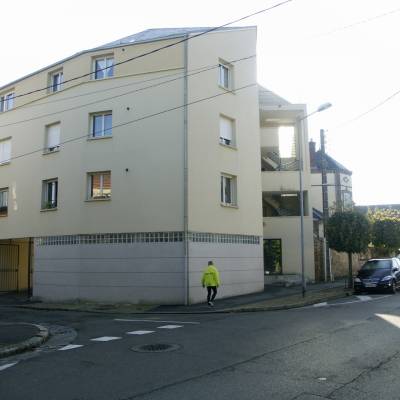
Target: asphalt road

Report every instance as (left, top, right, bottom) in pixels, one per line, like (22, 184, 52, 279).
(1, 294, 400, 400)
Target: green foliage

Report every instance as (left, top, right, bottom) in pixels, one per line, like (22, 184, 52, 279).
(369, 209, 400, 254)
(326, 211, 370, 254)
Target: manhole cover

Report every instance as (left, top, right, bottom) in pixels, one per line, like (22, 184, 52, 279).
(131, 343, 181, 353)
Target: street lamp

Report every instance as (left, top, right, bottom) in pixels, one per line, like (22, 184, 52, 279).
(297, 102, 332, 297)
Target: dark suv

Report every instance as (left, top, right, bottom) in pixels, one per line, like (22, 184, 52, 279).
(354, 258, 400, 294)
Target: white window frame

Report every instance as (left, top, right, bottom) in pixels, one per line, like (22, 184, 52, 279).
(87, 171, 111, 200)
(219, 114, 236, 147)
(92, 56, 114, 80)
(220, 174, 237, 206)
(41, 179, 58, 210)
(0, 137, 11, 165)
(49, 70, 64, 93)
(0, 91, 14, 112)
(90, 112, 112, 138)
(218, 60, 232, 90)
(0, 187, 8, 216)
(44, 122, 61, 153)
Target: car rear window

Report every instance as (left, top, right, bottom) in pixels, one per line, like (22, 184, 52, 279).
(362, 260, 392, 270)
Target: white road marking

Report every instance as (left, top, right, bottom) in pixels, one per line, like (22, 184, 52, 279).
(0, 362, 18, 371)
(90, 336, 122, 342)
(114, 319, 200, 325)
(126, 330, 154, 335)
(58, 344, 84, 351)
(157, 325, 183, 329)
(356, 295, 372, 301)
(313, 302, 328, 307)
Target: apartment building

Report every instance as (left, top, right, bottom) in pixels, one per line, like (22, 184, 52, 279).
(259, 87, 315, 282)
(0, 27, 263, 303)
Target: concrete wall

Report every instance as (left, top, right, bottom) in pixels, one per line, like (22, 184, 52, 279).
(187, 27, 262, 236)
(34, 241, 185, 303)
(188, 241, 264, 303)
(263, 217, 315, 280)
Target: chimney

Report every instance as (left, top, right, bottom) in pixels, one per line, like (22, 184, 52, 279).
(309, 140, 316, 168)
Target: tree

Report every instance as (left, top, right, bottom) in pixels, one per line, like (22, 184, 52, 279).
(369, 209, 400, 257)
(326, 211, 370, 288)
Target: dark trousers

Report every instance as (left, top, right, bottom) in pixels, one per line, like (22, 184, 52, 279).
(207, 286, 217, 302)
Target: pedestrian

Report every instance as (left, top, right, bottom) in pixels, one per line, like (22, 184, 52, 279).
(201, 260, 220, 306)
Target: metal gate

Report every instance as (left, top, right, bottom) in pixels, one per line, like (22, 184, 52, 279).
(0, 244, 19, 291)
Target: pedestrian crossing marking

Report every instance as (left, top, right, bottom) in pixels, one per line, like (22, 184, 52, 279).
(90, 336, 122, 342)
(0, 362, 18, 371)
(157, 325, 183, 329)
(59, 344, 84, 351)
(126, 330, 154, 335)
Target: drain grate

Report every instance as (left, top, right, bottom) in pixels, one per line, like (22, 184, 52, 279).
(131, 343, 181, 353)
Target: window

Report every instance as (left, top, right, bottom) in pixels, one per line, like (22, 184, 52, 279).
(218, 61, 231, 89)
(0, 188, 8, 216)
(219, 115, 235, 146)
(0, 138, 11, 164)
(49, 70, 63, 93)
(42, 179, 58, 209)
(45, 123, 61, 153)
(220, 174, 237, 206)
(93, 56, 114, 80)
(90, 112, 112, 138)
(0, 92, 14, 112)
(88, 171, 111, 200)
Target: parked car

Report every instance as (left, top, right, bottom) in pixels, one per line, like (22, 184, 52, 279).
(354, 258, 400, 294)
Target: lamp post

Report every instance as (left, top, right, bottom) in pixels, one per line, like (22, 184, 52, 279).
(297, 102, 332, 297)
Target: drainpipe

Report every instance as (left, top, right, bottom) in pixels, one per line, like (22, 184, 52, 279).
(28, 237, 32, 297)
(183, 35, 189, 305)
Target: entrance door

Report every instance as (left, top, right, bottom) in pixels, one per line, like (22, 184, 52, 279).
(263, 239, 282, 275)
(0, 244, 19, 291)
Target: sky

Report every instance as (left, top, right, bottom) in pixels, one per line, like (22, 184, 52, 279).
(1, 0, 399, 205)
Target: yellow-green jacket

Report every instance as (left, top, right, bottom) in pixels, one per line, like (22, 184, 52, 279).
(201, 265, 220, 287)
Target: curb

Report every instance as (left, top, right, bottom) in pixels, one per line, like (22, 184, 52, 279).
(0, 324, 50, 359)
(15, 290, 351, 315)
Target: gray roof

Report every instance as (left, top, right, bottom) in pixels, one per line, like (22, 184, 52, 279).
(0, 26, 254, 92)
(258, 84, 291, 107)
(95, 27, 251, 50)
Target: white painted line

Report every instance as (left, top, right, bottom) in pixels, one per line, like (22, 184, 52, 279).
(126, 330, 155, 335)
(313, 302, 328, 307)
(58, 344, 84, 351)
(356, 295, 372, 301)
(157, 325, 183, 329)
(0, 362, 18, 371)
(114, 318, 200, 325)
(90, 336, 122, 342)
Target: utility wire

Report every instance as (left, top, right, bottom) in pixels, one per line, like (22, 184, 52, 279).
(0, 55, 255, 128)
(330, 87, 400, 132)
(9, 83, 256, 163)
(312, 6, 400, 39)
(4, 0, 292, 102)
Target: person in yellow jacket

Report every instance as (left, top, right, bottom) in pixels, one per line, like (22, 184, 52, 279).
(201, 260, 220, 306)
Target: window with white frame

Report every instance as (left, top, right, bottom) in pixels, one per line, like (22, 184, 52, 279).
(0, 138, 11, 164)
(49, 70, 63, 93)
(0, 188, 8, 216)
(220, 174, 237, 206)
(45, 123, 61, 152)
(90, 112, 112, 138)
(219, 115, 235, 146)
(218, 61, 231, 89)
(42, 179, 58, 209)
(0, 92, 14, 112)
(88, 171, 111, 200)
(93, 56, 114, 80)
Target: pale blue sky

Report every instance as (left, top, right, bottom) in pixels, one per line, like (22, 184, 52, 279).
(2, 0, 399, 205)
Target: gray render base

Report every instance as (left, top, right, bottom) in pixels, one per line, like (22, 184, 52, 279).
(33, 241, 264, 305)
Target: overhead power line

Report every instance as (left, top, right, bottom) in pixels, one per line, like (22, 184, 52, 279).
(3, 0, 292, 102)
(9, 83, 256, 163)
(0, 55, 255, 128)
